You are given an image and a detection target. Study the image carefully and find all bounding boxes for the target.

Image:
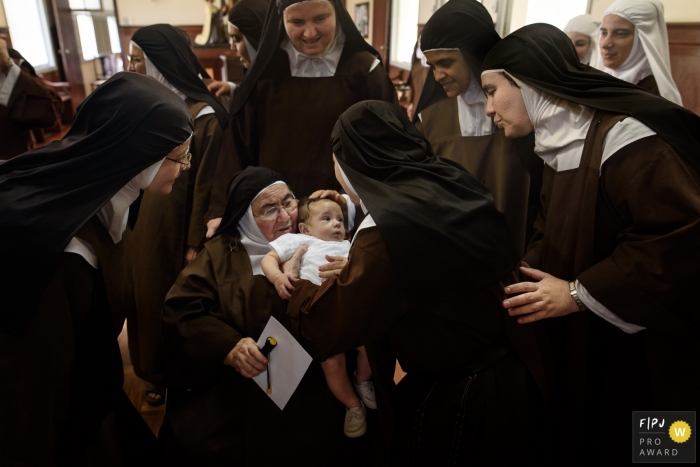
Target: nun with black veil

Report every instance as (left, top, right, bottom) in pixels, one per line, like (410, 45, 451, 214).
(286, 101, 550, 465)
(128, 22, 228, 407)
(0, 72, 193, 466)
(480, 23, 700, 463)
(160, 167, 359, 465)
(413, 0, 542, 255)
(216, 0, 398, 208)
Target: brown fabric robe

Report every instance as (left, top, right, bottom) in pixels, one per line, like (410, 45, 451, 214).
(160, 233, 357, 466)
(417, 97, 542, 254)
(0, 216, 156, 467)
(523, 110, 700, 464)
(206, 46, 398, 220)
(288, 227, 551, 465)
(0, 69, 62, 160)
(637, 74, 660, 96)
(130, 100, 224, 387)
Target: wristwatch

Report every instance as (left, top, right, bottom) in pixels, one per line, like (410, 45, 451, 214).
(568, 281, 588, 312)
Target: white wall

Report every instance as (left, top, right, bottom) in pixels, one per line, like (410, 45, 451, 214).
(418, 0, 435, 24)
(115, 0, 204, 26)
(590, 0, 700, 22)
(0, 0, 7, 28)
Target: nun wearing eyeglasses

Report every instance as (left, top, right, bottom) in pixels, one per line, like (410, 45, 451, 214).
(160, 167, 356, 465)
(127, 23, 229, 406)
(0, 72, 192, 466)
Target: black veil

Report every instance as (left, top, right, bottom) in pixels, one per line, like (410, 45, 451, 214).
(132, 24, 229, 128)
(332, 100, 518, 309)
(0, 72, 193, 335)
(481, 23, 700, 172)
(414, 0, 500, 121)
(230, 0, 382, 116)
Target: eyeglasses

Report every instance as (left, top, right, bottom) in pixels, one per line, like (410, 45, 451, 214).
(166, 146, 192, 166)
(254, 197, 298, 221)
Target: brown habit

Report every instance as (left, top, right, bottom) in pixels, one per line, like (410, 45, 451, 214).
(160, 234, 356, 466)
(0, 217, 156, 466)
(417, 97, 542, 254)
(523, 111, 700, 464)
(288, 227, 551, 465)
(0, 70, 62, 160)
(207, 47, 398, 219)
(130, 100, 224, 386)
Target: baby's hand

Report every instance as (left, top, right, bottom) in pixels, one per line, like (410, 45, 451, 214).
(274, 273, 298, 300)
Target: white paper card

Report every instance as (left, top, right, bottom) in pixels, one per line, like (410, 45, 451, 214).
(252, 316, 313, 410)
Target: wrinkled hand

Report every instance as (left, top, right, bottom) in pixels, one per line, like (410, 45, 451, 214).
(309, 189, 347, 211)
(184, 247, 198, 265)
(503, 267, 581, 324)
(318, 255, 348, 280)
(224, 337, 268, 378)
(273, 272, 298, 300)
(206, 217, 222, 239)
(282, 244, 307, 280)
(207, 80, 231, 97)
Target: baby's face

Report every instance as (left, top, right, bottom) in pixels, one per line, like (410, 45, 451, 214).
(304, 200, 345, 242)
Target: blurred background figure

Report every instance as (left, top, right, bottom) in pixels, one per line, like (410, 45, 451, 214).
(564, 14, 599, 65)
(0, 38, 62, 160)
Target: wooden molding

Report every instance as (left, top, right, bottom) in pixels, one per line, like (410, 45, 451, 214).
(668, 23, 700, 115)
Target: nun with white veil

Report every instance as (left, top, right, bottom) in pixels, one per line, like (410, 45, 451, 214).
(591, 0, 682, 104)
(564, 14, 599, 65)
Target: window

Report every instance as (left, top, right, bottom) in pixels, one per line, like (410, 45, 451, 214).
(75, 13, 99, 61)
(69, 0, 102, 10)
(3, 0, 55, 71)
(525, 0, 589, 30)
(389, 0, 419, 70)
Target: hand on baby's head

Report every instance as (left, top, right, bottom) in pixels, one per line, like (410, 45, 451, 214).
(296, 198, 346, 242)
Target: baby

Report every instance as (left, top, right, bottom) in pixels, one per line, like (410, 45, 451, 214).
(261, 198, 375, 438)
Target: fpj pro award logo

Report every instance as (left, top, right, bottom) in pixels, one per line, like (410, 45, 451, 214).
(633, 411, 695, 463)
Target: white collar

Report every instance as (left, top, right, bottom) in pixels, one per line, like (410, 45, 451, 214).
(337, 164, 376, 243)
(237, 181, 287, 275)
(457, 74, 492, 137)
(482, 69, 595, 172)
(97, 158, 165, 243)
(282, 28, 345, 77)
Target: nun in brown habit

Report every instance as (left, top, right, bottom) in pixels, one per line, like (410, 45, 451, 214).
(128, 23, 228, 406)
(0, 72, 193, 466)
(481, 23, 700, 464)
(160, 167, 362, 466)
(287, 101, 551, 465)
(212, 0, 398, 217)
(414, 0, 542, 255)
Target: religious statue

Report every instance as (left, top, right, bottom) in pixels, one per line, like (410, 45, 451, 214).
(194, 0, 235, 47)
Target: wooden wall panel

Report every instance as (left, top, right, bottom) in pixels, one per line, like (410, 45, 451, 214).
(668, 23, 700, 115)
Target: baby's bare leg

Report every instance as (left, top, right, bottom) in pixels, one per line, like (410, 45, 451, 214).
(355, 345, 372, 384)
(320, 354, 362, 409)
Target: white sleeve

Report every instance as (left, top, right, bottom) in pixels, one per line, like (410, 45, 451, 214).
(0, 64, 21, 107)
(228, 81, 236, 101)
(268, 234, 302, 262)
(576, 280, 646, 334)
(342, 194, 356, 231)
